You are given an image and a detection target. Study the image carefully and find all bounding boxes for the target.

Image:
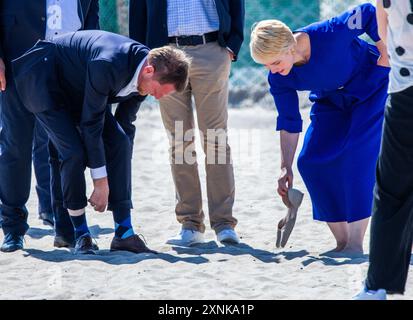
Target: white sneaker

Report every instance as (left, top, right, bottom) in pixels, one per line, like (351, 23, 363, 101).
(166, 229, 205, 246)
(217, 228, 240, 244)
(353, 287, 387, 300)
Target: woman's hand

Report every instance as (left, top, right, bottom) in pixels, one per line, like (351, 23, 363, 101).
(277, 166, 294, 198)
(377, 54, 390, 68)
(375, 39, 390, 67)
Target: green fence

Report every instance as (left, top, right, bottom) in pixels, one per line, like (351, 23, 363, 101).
(99, 0, 375, 107)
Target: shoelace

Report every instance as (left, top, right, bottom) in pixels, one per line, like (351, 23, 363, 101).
(137, 233, 148, 245)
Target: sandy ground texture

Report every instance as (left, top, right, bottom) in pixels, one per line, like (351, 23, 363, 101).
(0, 105, 412, 300)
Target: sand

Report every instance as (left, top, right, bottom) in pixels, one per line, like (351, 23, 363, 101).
(1, 104, 412, 300)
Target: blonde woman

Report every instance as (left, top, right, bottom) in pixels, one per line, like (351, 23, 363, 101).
(250, 3, 389, 254)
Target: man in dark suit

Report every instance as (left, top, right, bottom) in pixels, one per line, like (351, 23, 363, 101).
(0, 0, 99, 248)
(129, 0, 245, 246)
(10, 30, 190, 254)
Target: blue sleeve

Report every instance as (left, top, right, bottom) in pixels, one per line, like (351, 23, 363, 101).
(115, 95, 146, 145)
(268, 75, 302, 133)
(226, 0, 245, 59)
(327, 3, 380, 42)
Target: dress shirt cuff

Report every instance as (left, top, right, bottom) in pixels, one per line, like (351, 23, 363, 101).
(90, 166, 107, 180)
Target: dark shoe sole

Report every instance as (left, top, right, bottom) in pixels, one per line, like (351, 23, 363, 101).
(110, 247, 157, 254)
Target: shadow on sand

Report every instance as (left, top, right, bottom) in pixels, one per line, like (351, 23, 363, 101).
(171, 241, 286, 263)
(26, 225, 114, 240)
(23, 248, 209, 265)
(301, 250, 369, 267)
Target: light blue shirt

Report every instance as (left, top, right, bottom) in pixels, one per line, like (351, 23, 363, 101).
(45, 0, 81, 41)
(167, 0, 220, 37)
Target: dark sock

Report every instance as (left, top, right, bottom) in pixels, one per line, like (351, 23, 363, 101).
(113, 209, 134, 239)
(69, 213, 90, 240)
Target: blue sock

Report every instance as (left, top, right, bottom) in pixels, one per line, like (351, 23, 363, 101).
(113, 209, 134, 239)
(70, 213, 90, 240)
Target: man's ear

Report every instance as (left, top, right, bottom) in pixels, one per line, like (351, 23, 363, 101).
(143, 65, 155, 75)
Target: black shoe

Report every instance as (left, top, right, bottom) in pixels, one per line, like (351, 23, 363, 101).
(1, 233, 24, 252)
(110, 234, 157, 254)
(54, 234, 75, 248)
(74, 233, 99, 255)
(38, 212, 54, 227)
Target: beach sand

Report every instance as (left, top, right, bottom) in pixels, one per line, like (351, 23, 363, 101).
(1, 105, 412, 300)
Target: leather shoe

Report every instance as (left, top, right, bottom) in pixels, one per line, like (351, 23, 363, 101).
(1, 233, 24, 252)
(110, 234, 157, 254)
(54, 234, 75, 248)
(74, 233, 98, 254)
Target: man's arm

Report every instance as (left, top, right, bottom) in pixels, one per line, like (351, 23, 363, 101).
(115, 95, 146, 145)
(80, 60, 117, 212)
(225, 0, 245, 61)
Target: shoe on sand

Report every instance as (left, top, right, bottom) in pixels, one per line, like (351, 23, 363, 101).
(276, 188, 304, 248)
(217, 228, 240, 244)
(166, 229, 205, 246)
(111, 234, 157, 254)
(353, 287, 387, 300)
(74, 233, 98, 255)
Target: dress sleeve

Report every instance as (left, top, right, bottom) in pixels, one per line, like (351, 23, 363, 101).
(268, 75, 302, 133)
(326, 3, 380, 42)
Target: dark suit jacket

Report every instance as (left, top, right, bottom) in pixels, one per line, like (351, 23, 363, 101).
(129, 0, 245, 59)
(0, 0, 99, 76)
(12, 31, 148, 169)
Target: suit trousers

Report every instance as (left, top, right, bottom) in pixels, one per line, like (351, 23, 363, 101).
(0, 82, 51, 236)
(159, 41, 237, 234)
(366, 86, 413, 294)
(35, 108, 133, 225)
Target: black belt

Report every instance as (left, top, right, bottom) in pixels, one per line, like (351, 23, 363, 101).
(168, 31, 218, 46)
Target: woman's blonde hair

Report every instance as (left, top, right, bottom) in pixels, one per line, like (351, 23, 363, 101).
(250, 19, 296, 63)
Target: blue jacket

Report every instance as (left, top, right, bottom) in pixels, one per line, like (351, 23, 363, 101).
(0, 0, 99, 76)
(12, 31, 148, 169)
(129, 0, 245, 59)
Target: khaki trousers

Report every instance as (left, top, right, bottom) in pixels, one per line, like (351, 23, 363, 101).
(159, 41, 237, 234)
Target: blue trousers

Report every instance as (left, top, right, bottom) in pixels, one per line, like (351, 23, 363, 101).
(0, 83, 51, 235)
(35, 107, 133, 238)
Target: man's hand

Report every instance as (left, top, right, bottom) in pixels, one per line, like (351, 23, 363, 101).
(277, 166, 294, 198)
(88, 177, 109, 212)
(0, 58, 6, 91)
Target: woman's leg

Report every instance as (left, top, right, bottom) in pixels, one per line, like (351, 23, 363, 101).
(344, 217, 369, 253)
(327, 222, 349, 251)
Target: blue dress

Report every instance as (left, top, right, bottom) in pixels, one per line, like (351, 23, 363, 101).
(268, 3, 390, 223)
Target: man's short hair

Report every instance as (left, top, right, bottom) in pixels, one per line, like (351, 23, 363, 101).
(148, 46, 191, 92)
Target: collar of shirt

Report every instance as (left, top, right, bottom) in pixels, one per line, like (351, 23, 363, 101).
(116, 57, 148, 97)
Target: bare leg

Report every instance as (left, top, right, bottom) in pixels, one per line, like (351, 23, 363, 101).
(327, 222, 349, 251)
(343, 217, 369, 254)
